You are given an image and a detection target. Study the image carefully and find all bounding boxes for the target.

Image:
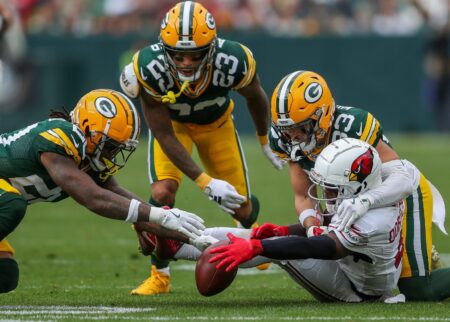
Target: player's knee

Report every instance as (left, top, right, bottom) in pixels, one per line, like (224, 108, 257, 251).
(8, 197, 28, 222)
(151, 181, 178, 206)
(0, 257, 19, 293)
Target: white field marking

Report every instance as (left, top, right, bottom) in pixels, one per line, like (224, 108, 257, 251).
(0, 306, 155, 315)
(3, 316, 447, 321)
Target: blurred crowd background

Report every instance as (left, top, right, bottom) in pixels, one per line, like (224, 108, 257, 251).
(0, 0, 449, 131)
(8, 0, 450, 36)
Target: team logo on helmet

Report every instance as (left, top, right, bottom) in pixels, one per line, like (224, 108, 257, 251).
(349, 148, 374, 183)
(304, 82, 323, 103)
(94, 97, 117, 119)
(161, 12, 169, 30)
(205, 12, 215, 30)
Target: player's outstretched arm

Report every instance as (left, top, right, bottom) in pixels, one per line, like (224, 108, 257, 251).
(40, 152, 205, 240)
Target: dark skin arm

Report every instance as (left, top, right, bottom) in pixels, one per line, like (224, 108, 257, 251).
(40, 152, 189, 242)
(140, 90, 203, 180)
(236, 74, 270, 137)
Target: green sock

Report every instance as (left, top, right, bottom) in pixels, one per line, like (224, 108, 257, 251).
(239, 194, 260, 229)
(0, 258, 19, 293)
(398, 267, 450, 301)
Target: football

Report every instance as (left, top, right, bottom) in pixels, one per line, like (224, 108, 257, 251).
(195, 240, 238, 296)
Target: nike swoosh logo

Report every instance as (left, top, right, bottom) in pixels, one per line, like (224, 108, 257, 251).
(169, 211, 180, 218)
(140, 67, 148, 80)
(356, 123, 363, 137)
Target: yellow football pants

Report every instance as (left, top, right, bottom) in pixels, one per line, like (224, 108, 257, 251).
(401, 173, 433, 278)
(147, 108, 250, 198)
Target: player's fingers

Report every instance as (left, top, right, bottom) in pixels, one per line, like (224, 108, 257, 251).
(208, 245, 230, 255)
(225, 260, 239, 272)
(185, 212, 205, 224)
(226, 232, 237, 242)
(215, 256, 235, 270)
(177, 227, 199, 240)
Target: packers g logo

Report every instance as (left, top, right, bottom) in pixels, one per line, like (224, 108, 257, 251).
(304, 82, 323, 103)
(161, 13, 169, 29)
(206, 13, 215, 30)
(95, 97, 117, 119)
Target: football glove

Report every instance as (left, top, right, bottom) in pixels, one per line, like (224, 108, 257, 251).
(261, 144, 286, 170)
(250, 222, 289, 239)
(337, 197, 371, 231)
(150, 207, 205, 240)
(209, 233, 263, 272)
(203, 178, 246, 214)
(189, 234, 219, 252)
(306, 226, 329, 238)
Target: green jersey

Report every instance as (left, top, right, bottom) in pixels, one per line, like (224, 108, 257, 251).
(270, 105, 388, 171)
(132, 38, 257, 124)
(0, 119, 100, 204)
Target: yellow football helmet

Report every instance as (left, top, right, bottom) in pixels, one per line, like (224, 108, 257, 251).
(271, 70, 335, 161)
(160, 1, 217, 83)
(71, 89, 140, 174)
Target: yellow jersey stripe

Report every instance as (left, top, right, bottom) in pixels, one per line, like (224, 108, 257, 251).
(39, 129, 81, 165)
(360, 113, 375, 142)
(367, 119, 380, 146)
(0, 179, 20, 195)
(0, 239, 15, 255)
(234, 45, 256, 90)
(132, 51, 161, 98)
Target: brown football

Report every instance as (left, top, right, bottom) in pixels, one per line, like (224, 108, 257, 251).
(195, 240, 238, 296)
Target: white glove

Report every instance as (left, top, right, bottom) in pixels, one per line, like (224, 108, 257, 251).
(189, 234, 219, 251)
(150, 207, 205, 240)
(337, 197, 371, 231)
(261, 144, 286, 170)
(204, 178, 246, 214)
(306, 225, 329, 238)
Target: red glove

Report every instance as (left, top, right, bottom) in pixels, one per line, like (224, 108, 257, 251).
(208, 233, 263, 272)
(250, 222, 289, 239)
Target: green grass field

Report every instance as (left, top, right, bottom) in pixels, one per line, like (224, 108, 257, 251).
(1, 134, 450, 321)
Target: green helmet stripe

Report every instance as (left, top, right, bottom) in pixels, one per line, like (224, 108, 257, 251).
(179, 1, 194, 41)
(276, 71, 303, 118)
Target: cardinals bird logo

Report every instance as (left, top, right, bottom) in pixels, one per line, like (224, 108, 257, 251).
(349, 148, 374, 183)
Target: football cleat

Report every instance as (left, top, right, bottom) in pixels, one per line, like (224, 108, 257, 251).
(130, 265, 170, 296)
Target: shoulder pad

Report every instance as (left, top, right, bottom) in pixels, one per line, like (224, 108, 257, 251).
(120, 63, 140, 99)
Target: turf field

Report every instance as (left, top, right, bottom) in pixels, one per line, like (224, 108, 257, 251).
(1, 134, 450, 321)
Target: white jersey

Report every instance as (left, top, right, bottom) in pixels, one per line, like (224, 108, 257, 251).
(329, 205, 404, 296)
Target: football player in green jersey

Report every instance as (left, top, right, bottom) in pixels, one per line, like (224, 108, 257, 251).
(119, 1, 283, 295)
(267, 70, 450, 301)
(0, 89, 209, 293)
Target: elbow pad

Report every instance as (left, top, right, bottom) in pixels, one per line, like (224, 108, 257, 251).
(119, 63, 140, 98)
(362, 160, 415, 208)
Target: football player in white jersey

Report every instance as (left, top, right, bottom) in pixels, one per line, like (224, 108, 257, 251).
(167, 139, 404, 302)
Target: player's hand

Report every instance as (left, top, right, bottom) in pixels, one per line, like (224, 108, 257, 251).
(306, 225, 329, 238)
(261, 144, 286, 170)
(250, 222, 289, 239)
(203, 178, 246, 214)
(152, 208, 205, 239)
(337, 197, 371, 231)
(209, 233, 263, 272)
(189, 234, 219, 251)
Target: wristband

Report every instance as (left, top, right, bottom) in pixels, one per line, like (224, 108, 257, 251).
(125, 199, 141, 223)
(194, 172, 212, 190)
(298, 208, 316, 227)
(257, 134, 268, 145)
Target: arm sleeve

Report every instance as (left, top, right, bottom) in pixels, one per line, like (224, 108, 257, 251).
(261, 235, 336, 260)
(361, 159, 414, 208)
